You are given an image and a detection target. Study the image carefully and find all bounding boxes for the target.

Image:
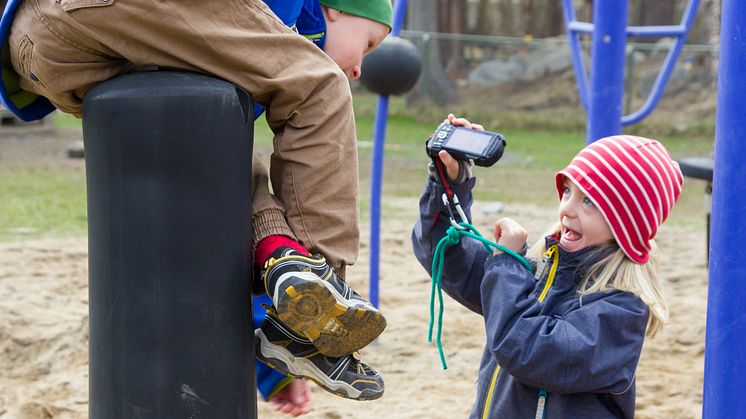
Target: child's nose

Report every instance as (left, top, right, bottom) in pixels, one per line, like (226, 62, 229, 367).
(559, 199, 577, 217)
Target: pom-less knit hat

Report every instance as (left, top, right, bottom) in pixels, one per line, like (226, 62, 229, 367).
(320, 0, 393, 30)
(555, 135, 684, 264)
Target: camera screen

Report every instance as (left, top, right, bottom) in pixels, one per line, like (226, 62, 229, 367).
(446, 129, 492, 155)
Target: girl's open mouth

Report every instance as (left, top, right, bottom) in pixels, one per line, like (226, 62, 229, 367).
(562, 226, 582, 242)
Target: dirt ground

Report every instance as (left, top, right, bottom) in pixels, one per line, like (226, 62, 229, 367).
(0, 123, 708, 418)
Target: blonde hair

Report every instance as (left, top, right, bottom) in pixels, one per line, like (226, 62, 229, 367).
(527, 223, 669, 337)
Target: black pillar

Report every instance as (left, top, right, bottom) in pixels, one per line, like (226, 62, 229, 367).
(83, 71, 256, 418)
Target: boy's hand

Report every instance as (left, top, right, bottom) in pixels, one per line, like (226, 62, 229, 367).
(438, 114, 483, 182)
(268, 378, 312, 416)
(492, 218, 528, 255)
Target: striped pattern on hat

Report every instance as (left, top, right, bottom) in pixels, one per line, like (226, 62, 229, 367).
(555, 135, 683, 264)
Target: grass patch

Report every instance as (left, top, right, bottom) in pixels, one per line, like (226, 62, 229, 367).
(53, 111, 83, 130)
(2, 91, 712, 241)
(0, 168, 87, 241)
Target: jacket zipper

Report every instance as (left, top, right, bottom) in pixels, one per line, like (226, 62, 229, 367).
(533, 245, 557, 419)
(481, 245, 558, 418)
(537, 245, 559, 302)
(534, 388, 548, 419)
(481, 365, 501, 419)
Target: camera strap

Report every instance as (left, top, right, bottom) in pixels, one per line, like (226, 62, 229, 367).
(432, 157, 454, 198)
(432, 157, 468, 230)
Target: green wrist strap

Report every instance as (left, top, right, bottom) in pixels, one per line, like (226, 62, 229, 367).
(429, 222, 531, 369)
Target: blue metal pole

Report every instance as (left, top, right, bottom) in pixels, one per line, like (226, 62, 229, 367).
(369, 96, 388, 309)
(587, 1, 627, 143)
(703, 1, 746, 417)
(369, 0, 408, 308)
(391, 0, 407, 37)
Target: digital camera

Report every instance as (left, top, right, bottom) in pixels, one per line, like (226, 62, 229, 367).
(425, 122, 506, 167)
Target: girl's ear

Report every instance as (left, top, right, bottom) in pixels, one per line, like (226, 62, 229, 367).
(322, 6, 341, 22)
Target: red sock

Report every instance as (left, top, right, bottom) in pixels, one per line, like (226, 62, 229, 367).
(254, 235, 309, 266)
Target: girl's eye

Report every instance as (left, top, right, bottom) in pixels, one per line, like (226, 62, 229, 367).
(583, 197, 595, 207)
(562, 187, 571, 195)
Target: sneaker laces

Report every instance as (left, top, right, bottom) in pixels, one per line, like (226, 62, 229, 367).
(350, 351, 368, 375)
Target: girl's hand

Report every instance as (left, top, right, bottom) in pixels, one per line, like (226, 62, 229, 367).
(492, 218, 528, 255)
(438, 114, 484, 182)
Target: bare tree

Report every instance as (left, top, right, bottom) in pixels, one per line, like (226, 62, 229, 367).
(523, 0, 533, 36)
(443, 0, 467, 78)
(704, 0, 720, 48)
(523, 0, 564, 38)
(476, 0, 491, 35)
(637, 0, 676, 26)
(632, 0, 676, 41)
(581, 0, 593, 22)
(547, 1, 564, 37)
(406, 0, 458, 105)
(508, 0, 522, 35)
(702, 0, 720, 86)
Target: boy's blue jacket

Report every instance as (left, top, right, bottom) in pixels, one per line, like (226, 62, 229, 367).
(254, 294, 291, 400)
(252, 0, 326, 120)
(0, 0, 325, 122)
(0, 0, 56, 121)
(412, 176, 649, 418)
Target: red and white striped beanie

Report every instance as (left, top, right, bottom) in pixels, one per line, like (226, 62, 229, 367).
(555, 135, 684, 263)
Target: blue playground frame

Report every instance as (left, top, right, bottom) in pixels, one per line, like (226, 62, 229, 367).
(562, 0, 700, 143)
(369, 1, 740, 416)
(703, 1, 746, 417)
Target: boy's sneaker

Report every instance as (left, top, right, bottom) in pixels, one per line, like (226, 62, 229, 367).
(255, 307, 384, 401)
(261, 248, 386, 357)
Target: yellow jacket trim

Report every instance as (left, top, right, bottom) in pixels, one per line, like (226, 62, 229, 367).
(537, 245, 559, 303)
(482, 364, 501, 419)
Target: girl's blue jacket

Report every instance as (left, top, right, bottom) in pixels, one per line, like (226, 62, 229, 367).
(412, 175, 649, 418)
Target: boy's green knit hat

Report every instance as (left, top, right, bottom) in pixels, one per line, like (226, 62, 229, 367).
(320, 0, 393, 30)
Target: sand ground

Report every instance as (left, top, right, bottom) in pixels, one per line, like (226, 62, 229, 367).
(0, 199, 707, 419)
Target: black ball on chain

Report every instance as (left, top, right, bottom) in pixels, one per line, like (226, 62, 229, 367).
(360, 36, 422, 96)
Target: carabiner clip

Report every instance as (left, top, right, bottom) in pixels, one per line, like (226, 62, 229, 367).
(441, 193, 467, 230)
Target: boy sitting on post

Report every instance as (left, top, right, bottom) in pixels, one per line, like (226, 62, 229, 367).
(0, 0, 392, 415)
(251, 1, 393, 412)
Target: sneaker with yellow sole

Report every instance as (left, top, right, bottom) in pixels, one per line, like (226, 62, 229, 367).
(261, 248, 386, 358)
(255, 307, 384, 401)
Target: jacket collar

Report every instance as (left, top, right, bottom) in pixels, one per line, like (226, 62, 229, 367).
(544, 235, 617, 274)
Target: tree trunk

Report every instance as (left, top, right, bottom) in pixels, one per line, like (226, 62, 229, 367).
(498, 0, 517, 36)
(638, 0, 676, 26)
(582, 0, 593, 22)
(524, 0, 563, 38)
(445, 0, 467, 78)
(704, 0, 720, 48)
(633, 0, 676, 43)
(702, 0, 720, 87)
(547, 1, 564, 37)
(523, 0, 533, 37)
(406, 0, 458, 106)
(476, 0, 491, 35)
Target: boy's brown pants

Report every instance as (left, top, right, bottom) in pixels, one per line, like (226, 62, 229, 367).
(9, 0, 360, 273)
